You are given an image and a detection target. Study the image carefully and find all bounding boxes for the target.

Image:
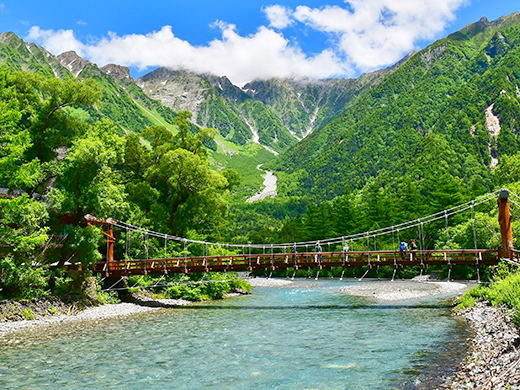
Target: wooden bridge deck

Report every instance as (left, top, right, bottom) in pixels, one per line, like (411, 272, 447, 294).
(94, 249, 502, 276)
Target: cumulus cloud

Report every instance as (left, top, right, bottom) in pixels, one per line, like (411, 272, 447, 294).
(293, 0, 468, 71)
(27, 23, 347, 86)
(27, 26, 85, 56)
(26, 0, 468, 85)
(263, 5, 294, 29)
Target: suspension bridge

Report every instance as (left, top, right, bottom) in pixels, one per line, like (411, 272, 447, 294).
(87, 189, 520, 282)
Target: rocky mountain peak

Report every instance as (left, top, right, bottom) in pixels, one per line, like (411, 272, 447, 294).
(100, 64, 133, 81)
(57, 51, 90, 78)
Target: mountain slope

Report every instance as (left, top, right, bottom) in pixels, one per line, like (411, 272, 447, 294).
(135, 64, 402, 154)
(0, 35, 179, 135)
(270, 12, 520, 200)
(0, 32, 71, 79)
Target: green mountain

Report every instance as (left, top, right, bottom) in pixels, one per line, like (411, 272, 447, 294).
(0, 35, 178, 134)
(0, 32, 71, 79)
(269, 12, 520, 201)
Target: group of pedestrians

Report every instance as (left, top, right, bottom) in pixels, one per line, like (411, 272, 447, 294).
(290, 239, 419, 263)
(291, 241, 351, 264)
(400, 238, 418, 260)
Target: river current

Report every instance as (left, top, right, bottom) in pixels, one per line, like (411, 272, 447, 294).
(0, 280, 469, 389)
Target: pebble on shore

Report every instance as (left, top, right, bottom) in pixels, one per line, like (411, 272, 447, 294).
(0, 298, 190, 338)
(443, 301, 520, 390)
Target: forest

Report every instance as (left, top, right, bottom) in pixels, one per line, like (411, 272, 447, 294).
(2, 62, 520, 302)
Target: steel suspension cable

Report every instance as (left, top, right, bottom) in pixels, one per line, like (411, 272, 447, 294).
(99, 189, 507, 254)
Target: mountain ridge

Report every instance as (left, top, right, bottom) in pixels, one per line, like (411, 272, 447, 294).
(268, 11, 520, 201)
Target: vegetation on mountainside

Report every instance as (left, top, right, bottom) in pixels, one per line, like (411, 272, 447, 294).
(214, 13, 520, 249)
(269, 13, 520, 202)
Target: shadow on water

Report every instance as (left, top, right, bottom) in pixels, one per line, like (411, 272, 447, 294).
(398, 318, 471, 390)
(172, 304, 455, 310)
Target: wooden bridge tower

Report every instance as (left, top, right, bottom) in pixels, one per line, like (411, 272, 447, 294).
(498, 189, 514, 259)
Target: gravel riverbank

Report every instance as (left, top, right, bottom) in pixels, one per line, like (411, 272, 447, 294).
(339, 279, 469, 301)
(443, 301, 520, 389)
(0, 297, 190, 338)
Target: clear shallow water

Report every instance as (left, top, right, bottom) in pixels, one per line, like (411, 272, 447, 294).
(0, 280, 468, 389)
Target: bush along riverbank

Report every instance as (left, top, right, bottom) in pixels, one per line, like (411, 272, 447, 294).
(443, 262, 520, 389)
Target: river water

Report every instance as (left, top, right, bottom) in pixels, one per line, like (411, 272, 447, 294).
(0, 280, 468, 390)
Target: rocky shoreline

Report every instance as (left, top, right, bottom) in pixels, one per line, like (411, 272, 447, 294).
(0, 296, 191, 338)
(443, 301, 520, 389)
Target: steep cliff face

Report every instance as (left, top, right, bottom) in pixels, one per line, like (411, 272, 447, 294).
(100, 64, 133, 81)
(57, 51, 90, 78)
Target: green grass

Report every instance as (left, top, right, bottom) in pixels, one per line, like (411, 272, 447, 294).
(132, 99, 178, 133)
(455, 262, 520, 326)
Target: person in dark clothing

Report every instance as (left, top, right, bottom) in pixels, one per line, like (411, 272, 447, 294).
(410, 239, 418, 260)
(315, 241, 322, 263)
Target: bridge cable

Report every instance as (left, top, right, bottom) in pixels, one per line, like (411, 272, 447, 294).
(101, 189, 507, 257)
(391, 227, 396, 265)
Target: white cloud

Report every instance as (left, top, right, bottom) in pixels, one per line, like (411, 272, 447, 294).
(293, 0, 468, 71)
(27, 26, 85, 56)
(263, 5, 294, 29)
(25, 0, 468, 85)
(27, 23, 347, 86)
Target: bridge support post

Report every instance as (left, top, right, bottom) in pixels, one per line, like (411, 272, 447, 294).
(498, 190, 514, 259)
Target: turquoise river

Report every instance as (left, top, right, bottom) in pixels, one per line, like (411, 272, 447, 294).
(0, 280, 470, 389)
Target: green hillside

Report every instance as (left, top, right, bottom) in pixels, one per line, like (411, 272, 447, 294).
(0, 32, 71, 79)
(270, 13, 520, 202)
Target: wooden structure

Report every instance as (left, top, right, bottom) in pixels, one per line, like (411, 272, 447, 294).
(498, 189, 514, 258)
(90, 191, 516, 277)
(93, 248, 501, 277)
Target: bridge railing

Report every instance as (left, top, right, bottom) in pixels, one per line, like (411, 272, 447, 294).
(94, 248, 501, 276)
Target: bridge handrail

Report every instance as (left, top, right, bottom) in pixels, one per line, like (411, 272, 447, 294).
(97, 248, 500, 275)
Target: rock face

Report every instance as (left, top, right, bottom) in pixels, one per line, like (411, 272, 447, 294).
(57, 51, 90, 78)
(135, 66, 399, 151)
(136, 68, 214, 121)
(444, 302, 520, 389)
(100, 64, 133, 81)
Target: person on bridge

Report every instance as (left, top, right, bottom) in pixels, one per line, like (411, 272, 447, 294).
(315, 241, 323, 263)
(399, 240, 408, 261)
(410, 239, 418, 260)
(292, 243, 297, 264)
(343, 242, 349, 263)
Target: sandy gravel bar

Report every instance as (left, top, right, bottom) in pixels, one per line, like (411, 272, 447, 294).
(247, 278, 294, 287)
(339, 280, 468, 301)
(0, 299, 190, 338)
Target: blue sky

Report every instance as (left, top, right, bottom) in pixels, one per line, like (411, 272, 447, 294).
(1, 0, 519, 85)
